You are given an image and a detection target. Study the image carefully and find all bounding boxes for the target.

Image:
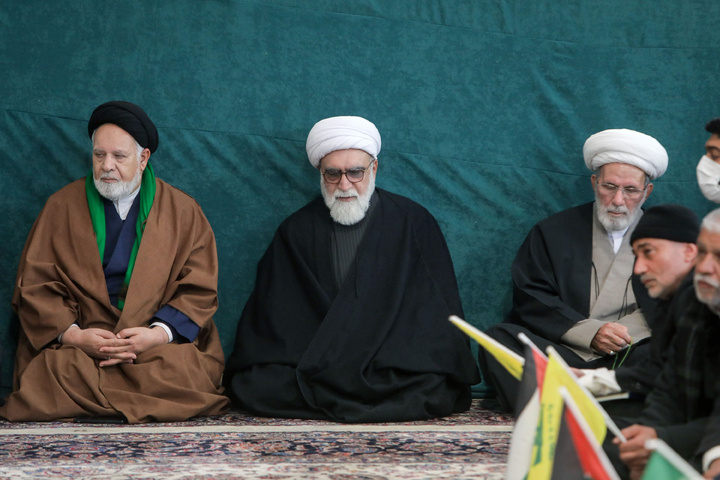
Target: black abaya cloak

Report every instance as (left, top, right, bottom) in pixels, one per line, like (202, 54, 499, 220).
(225, 188, 480, 422)
(506, 202, 654, 341)
(479, 202, 655, 412)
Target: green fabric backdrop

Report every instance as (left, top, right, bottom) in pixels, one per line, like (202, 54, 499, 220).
(2, 1, 720, 397)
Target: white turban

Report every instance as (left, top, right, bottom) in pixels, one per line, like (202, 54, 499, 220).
(583, 129, 668, 180)
(306, 116, 381, 168)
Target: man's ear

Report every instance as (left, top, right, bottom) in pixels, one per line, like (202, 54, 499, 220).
(644, 182, 654, 199)
(139, 148, 150, 172)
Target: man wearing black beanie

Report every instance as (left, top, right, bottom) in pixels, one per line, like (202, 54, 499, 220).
(610, 207, 720, 479)
(578, 204, 699, 409)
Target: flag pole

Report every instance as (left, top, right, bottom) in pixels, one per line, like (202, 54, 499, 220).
(518, 332, 548, 360)
(644, 439, 705, 479)
(449, 315, 525, 365)
(546, 346, 627, 442)
(559, 387, 622, 480)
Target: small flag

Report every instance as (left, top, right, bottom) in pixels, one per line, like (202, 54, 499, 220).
(505, 333, 548, 480)
(551, 387, 620, 480)
(449, 315, 524, 380)
(641, 439, 704, 480)
(528, 348, 610, 479)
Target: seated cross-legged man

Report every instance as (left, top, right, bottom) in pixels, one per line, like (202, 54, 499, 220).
(479, 129, 668, 412)
(225, 116, 480, 423)
(0, 101, 229, 423)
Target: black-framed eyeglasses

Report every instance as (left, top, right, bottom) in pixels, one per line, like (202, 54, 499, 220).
(321, 160, 375, 184)
(595, 180, 647, 199)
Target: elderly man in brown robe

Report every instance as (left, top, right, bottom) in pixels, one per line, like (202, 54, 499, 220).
(0, 101, 229, 423)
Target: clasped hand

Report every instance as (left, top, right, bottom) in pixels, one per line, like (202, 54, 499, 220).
(591, 322, 632, 356)
(60, 326, 169, 367)
(613, 424, 657, 480)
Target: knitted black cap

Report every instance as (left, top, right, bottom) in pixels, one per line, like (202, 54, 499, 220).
(630, 204, 700, 245)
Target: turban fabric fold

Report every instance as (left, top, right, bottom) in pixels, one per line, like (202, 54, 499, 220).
(306, 116, 381, 168)
(88, 101, 159, 153)
(583, 129, 667, 180)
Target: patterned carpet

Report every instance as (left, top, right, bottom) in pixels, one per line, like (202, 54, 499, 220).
(0, 400, 513, 479)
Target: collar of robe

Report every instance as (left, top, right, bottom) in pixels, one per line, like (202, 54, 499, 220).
(85, 163, 156, 310)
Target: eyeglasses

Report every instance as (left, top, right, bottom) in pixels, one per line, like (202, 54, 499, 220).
(321, 160, 375, 184)
(595, 180, 647, 199)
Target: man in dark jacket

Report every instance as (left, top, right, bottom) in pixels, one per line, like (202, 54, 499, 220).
(613, 207, 720, 478)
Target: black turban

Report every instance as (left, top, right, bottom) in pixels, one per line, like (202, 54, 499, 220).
(87, 101, 159, 153)
(630, 204, 700, 245)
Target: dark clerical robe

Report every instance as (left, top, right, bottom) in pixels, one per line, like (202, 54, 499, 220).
(0, 178, 229, 423)
(479, 202, 655, 411)
(225, 188, 480, 423)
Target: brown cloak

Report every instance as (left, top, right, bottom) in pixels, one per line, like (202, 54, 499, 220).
(0, 178, 229, 423)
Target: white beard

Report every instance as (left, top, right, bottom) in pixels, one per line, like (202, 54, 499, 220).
(694, 272, 720, 314)
(595, 192, 644, 232)
(94, 165, 143, 201)
(321, 170, 376, 225)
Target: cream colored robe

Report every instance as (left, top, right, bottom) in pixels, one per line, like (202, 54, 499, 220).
(560, 207, 650, 361)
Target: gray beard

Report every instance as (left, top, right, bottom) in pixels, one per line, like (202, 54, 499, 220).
(94, 167, 143, 201)
(320, 171, 375, 226)
(595, 193, 644, 232)
(694, 273, 720, 315)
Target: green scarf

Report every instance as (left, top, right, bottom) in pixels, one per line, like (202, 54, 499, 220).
(86, 163, 156, 310)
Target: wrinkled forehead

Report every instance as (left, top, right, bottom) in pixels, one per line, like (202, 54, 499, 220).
(632, 237, 678, 252)
(92, 123, 141, 152)
(706, 133, 720, 149)
(596, 162, 648, 185)
(319, 149, 373, 170)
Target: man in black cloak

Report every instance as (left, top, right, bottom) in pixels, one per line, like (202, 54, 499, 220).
(225, 116, 480, 422)
(479, 129, 668, 412)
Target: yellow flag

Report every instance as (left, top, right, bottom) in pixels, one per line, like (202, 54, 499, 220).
(449, 316, 524, 380)
(527, 348, 607, 480)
